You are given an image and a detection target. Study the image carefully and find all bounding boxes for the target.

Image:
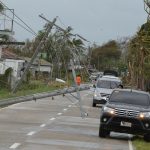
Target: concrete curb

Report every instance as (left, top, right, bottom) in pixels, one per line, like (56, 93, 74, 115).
(0, 85, 90, 107)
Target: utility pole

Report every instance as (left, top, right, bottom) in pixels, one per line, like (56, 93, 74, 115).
(39, 15, 88, 118)
(70, 59, 88, 118)
(39, 14, 89, 42)
(12, 17, 57, 93)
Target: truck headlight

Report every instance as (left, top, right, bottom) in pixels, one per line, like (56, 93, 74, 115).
(103, 106, 115, 115)
(139, 112, 150, 118)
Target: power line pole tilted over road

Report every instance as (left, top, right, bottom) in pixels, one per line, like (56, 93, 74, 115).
(12, 17, 57, 93)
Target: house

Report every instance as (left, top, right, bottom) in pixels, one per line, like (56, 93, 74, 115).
(22, 57, 52, 78)
(0, 47, 25, 79)
(0, 48, 52, 80)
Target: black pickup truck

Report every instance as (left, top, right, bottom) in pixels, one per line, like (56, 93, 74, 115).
(99, 89, 150, 141)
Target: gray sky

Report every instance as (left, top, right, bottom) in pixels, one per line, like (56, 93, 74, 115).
(3, 0, 148, 45)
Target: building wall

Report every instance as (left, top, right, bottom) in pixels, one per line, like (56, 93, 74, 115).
(0, 59, 25, 78)
(0, 62, 4, 74)
(32, 65, 51, 72)
(39, 66, 51, 72)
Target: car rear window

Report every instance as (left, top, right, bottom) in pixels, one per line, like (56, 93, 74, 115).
(109, 91, 150, 106)
(97, 80, 120, 89)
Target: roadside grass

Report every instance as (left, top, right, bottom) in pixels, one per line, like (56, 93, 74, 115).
(133, 137, 150, 150)
(0, 80, 67, 100)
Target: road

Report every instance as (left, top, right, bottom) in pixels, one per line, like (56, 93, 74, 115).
(0, 88, 133, 150)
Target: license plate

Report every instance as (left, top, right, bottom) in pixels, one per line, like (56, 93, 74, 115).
(120, 121, 132, 127)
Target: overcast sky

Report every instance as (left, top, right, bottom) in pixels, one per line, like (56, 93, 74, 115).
(2, 0, 148, 45)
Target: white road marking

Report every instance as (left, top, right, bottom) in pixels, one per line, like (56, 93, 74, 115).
(9, 143, 21, 149)
(63, 108, 68, 111)
(27, 131, 36, 136)
(50, 117, 56, 121)
(40, 124, 46, 127)
(128, 140, 133, 150)
(57, 113, 62, 115)
(68, 105, 72, 107)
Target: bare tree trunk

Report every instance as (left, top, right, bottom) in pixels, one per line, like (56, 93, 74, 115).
(140, 48, 145, 90)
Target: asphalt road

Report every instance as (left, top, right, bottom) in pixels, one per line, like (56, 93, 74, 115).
(0, 88, 133, 150)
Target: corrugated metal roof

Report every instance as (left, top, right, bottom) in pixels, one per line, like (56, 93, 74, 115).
(22, 57, 52, 66)
(1, 48, 20, 59)
(1, 48, 52, 66)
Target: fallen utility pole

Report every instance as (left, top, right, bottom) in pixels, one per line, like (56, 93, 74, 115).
(0, 85, 89, 108)
(12, 17, 57, 93)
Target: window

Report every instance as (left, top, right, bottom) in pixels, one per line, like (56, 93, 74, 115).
(97, 80, 120, 89)
(110, 91, 150, 106)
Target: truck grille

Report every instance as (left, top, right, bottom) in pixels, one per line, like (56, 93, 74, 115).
(115, 108, 140, 118)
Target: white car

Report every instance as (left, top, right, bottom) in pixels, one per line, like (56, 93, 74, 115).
(93, 76, 122, 107)
(89, 72, 103, 81)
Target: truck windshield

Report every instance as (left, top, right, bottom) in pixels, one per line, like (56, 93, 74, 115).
(109, 91, 150, 106)
(97, 80, 120, 89)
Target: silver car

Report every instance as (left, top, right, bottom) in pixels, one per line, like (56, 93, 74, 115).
(93, 76, 122, 107)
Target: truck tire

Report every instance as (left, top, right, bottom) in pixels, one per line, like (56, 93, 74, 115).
(144, 134, 150, 142)
(92, 102, 96, 107)
(99, 124, 110, 138)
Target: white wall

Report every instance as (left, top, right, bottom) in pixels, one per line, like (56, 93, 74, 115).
(39, 66, 51, 72)
(0, 62, 4, 74)
(0, 59, 25, 78)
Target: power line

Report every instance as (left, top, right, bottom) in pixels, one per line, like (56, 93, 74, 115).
(57, 16, 67, 28)
(39, 14, 90, 42)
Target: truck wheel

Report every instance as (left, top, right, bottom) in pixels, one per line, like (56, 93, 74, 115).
(99, 124, 110, 138)
(144, 134, 150, 142)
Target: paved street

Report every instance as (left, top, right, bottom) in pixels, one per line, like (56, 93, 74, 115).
(0, 89, 132, 150)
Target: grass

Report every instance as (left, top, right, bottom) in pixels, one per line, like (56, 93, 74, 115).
(133, 137, 150, 150)
(0, 80, 67, 100)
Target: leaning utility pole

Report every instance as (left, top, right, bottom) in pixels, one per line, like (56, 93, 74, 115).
(70, 59, 87, 118)
(12, 17, 57, 93)
(39, 14, 88, 118)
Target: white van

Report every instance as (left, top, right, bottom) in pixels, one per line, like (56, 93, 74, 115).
(92, 76, 122, 107)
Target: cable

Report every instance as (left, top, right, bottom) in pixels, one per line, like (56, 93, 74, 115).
(0, 1, 37, 36)
(57, 16, 67, 29)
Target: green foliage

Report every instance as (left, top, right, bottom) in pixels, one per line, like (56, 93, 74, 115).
(0, 34, 9, 41)
(0, 68, 12, 90)
(0, 81, 60, 100)
(91, 40, 121, 70)
(8, 22, 88, 85)
(0, 3, 4, 12)
(133, 137, 150, 150)
(144, 63, 150, 79)
(127, 21, 150, 90)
